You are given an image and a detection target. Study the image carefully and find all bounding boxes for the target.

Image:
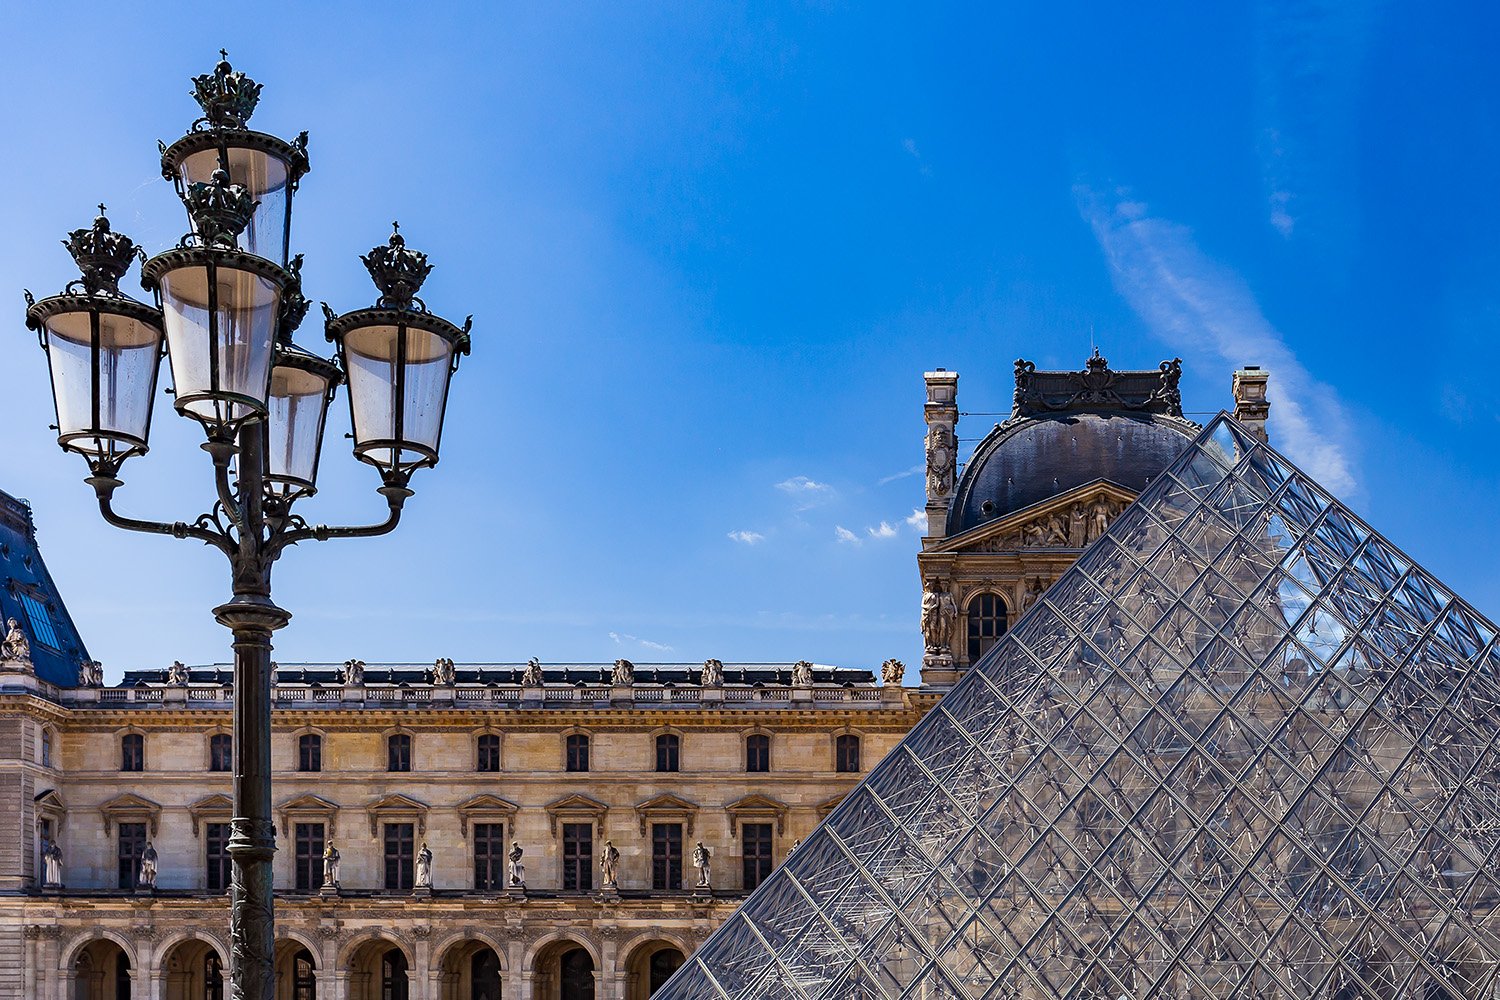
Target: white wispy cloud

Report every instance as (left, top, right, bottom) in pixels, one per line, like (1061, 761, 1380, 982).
(727, 530, 765, 545)
(775, 475, 835, 510)
(905, 508, 927, 530)
(608, 631, 674, 653)
(1077, 185, 1357, 494)
(834, 526, 860, 545)
(866, 521, 899, 540)
(878, 463, 925, 485)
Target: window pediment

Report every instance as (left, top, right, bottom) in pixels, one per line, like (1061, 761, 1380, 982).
(635, 793, 699, 836)
(545, 792, 607, 835)
(100, 792, 162, 836)
(816, 793, 847, 818)
(367, 792, 429, 837)
(725, 793, 789, 836)
(35, 789, 66, 831)
(188, 793, 234, 837)
(456, 793, 519, 837)
(277, 793, 340, 837)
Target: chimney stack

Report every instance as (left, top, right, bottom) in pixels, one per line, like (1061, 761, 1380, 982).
(922, 370, 959, 539)
(1232, 366, 1270, 443)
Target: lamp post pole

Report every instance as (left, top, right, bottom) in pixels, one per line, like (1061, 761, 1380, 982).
(25, 56, 470, 1000)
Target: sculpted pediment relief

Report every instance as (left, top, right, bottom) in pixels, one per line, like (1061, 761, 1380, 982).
(932, 481, 1138, 555)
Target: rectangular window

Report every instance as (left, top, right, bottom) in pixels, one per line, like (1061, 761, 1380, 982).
(652, 823, 683, 891)
(38, 818, 53, 883)
(209, 734, 233, 772)
(477, 734, 501, 772)
(17, 591, 60, 651)
(294, 823, 325, 893)
(387, 734, 411, 772)
(118, 822, 147, 890)
(743, 823, 774, 891)
(746, 734, 770, 773)
(473, 822, 505, 891)
(836, 734, 861, 773)
(298, 734, 322, 772)
(206, 822, 233, 892)
(41, 729, 52, 768)
(384, 823, 414, 891)
(566, 734, 589, 772)
(655, 734, 680, 773)
(121, 733, 143, 772)
(562, 823, 594, 892)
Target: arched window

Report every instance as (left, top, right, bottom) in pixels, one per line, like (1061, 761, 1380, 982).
(745, 734, 770, 773)
(121, 732, 144, 772)
(566, 734, 590, 772)
(560, 947, 594, 1000)
(472, 949, 502, 999)
(650, 949, 686, 993)
(836, 734, 861, 773)
(387, 734, 411, 773)
(293, 948, 317, 1000)
(115, 952, 133, 1000)
(477, 733, 501, 772)
(381, 948, 409, 1000)
(655, 734, 680, 773)
(966, 592, 1009, 661)
(298, 733, 322, 772)
(204, 953, 224, 1000)
(209, 734, 232, 772)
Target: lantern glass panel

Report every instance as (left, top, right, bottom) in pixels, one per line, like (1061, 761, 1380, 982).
(342, 322, 455, 472)
(41, 307, 162, 458)
(266, 360, 333, 496)
(176, 145, 292, 265)
(159, 262, 280, 429)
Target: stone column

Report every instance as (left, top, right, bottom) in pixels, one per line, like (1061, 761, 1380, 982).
(922, 369, 959, 540)
(1232, 366, 1270, 443)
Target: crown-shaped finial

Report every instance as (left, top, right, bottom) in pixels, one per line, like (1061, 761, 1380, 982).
(360, 222, 434, 310)
(61, 205, 139, 295)
(278, 253, 310, 337)
(190, 50, 262, 129)
(183, 169, 259, 248)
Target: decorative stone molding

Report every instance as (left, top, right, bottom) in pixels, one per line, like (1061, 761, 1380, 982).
(455, 793, 520, 837)
(366, 793, 429, 837)
(635, 793, 699, 837)
(187, 793, 234, 837)
(545, 793, 608, 836)
(99, 792, 162, 836)
(816, 793, 846, 818)
(724, 794, 789, 836)
(276, 793, 340, 838)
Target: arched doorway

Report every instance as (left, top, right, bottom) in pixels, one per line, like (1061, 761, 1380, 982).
(160, 938, 225, 1000)
(274, 941, 318, 1000)
(345, 939, 411, 1000)
(437, 939, 503, 1000)
(532, 940, 595, 1000)
(624, 941, 686, 1000)
(70, 939, 133, 1000)
(381, 950, 410, 1000)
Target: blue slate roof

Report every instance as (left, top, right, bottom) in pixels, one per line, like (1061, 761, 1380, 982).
(0, 490, 88, 686)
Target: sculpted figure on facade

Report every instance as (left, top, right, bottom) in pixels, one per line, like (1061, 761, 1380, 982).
(1044, 514, 1070, 546)
(1070, 504, 1088, 548)
(1087, 498, 1114, 543)
(43, 839, 62, 887)
(692, 841, 712, 889)
(925, 424, 955, 499)
(341, 659, 365, 686)
(1022, 577, 1045, 613)
(507, 842, 526, 887)
(700, 658, 723, 687)
(167, 660, 189, 686)
(78, 659, 103, 687)
(322, 841, 341, 888)
(791, 660, 814, 687)
(600, 840, 620, 888)
(432, 657, 455, 686)
(521, 658, 543, 687)
(612, 658, 635, 686)
(1021, 521, 1046, 547)
(2, 618, 31, 665)
(881, 658, 905, 686)
(138, 842, 158, 889)
(415, 842, 433, 888)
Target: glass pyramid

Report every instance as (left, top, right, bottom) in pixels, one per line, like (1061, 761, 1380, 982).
(659, 414, 1500, 1000)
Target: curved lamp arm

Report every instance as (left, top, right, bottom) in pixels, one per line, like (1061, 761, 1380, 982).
(86, 475, 237, 558)
(270, 483, 411, 555)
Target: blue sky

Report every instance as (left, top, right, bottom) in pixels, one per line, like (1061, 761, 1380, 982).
(2, 2, 1498, 680)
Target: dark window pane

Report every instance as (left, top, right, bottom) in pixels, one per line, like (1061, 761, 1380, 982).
(17, 591, 60, 651)
(836, 734, 861, 773)
(384, 823, 414, 891)
(118, 822, 146, 889)
(655, 734, 680, 773)
(298, 734, 322, 773)
(294, 823, 325, 893)
(652, 823, 683, 891)
(293, 949, 316, 1000)
(566, 734, 590, 772)
(206, 823, 233, 893)
(121, 733, 143, 772)
(746, 734, 770, 773)
(562, 823, 594, 891)
(388, 734, 411, 773)
(966, 592, 1009, 661)
(205, 954, 224, 1000)
(477, 734, 501, 772)
(650, 949, 685, 992)
(473, 822, 505, 891)
(743, 823, 774, 891)
(209, 734, 233, 773)
(381, 949, 409, 1000)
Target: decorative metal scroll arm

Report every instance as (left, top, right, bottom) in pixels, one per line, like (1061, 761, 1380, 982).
(85, 474, 236, 557)
(270, 481, 411, 556)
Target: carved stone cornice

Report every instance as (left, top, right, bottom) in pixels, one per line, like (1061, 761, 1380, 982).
(724, 794, 790, 836)
(187, 792, 234, 837)
(545, 793, 608, 836)
(276, 793, 340, 838)
(366, 793, 429, 838)
(455, 793, 520, 837)
(635, 793, 699, 837)
(99, 792, 162, 836)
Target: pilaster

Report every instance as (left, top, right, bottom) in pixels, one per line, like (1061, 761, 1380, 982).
(922, 369, 959, 540)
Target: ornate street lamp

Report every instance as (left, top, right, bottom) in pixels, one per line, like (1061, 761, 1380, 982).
(22, 56, 470, 1000)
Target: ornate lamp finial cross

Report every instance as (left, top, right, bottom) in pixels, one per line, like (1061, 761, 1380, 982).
(220, 48, 229, 61)
(98, 203, 107, 217)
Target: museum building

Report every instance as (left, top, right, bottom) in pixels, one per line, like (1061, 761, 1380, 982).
(0, 354, 1262, 999)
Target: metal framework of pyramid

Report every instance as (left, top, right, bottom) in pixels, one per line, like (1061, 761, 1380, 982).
(658, 414, 1500, 1000)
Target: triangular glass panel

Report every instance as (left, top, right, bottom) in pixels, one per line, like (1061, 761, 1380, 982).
(655, 414, 1500, 999)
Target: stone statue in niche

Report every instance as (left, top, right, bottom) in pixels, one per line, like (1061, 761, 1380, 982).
(414, 842, 433, 888)
(43, 840, 62, 887)
(926, 424, 955, 498)
(611, 658, 635, 686)
(138, 842, 158, 889)
(599, 840, 620, 888)
(521, 658, 543, 686)
(791, 660, 814, 687)
(78, 659, 103, 687)
(340, 659, 365, 686)
(507, 842, 526, 887)
(432, 658, 455, 686)
(881, 658, 905, 686)
(700, 659, 723, 686)
(167, 660, 189, 686)
(1, 618, 30, 665)
(920, 579, 958, 654)
(692, 841, 712, 889)
(322, 841, 341, 888)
